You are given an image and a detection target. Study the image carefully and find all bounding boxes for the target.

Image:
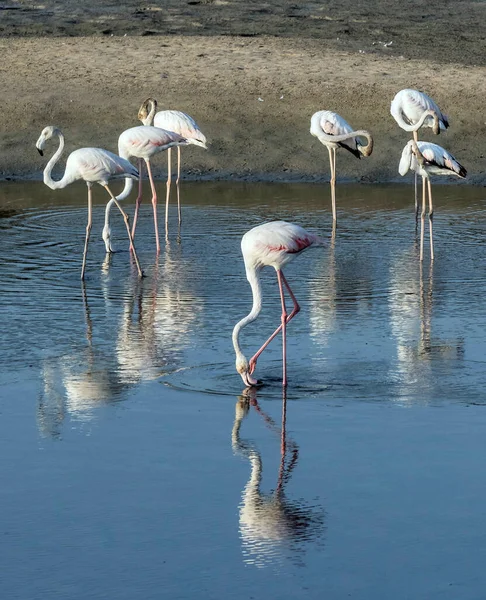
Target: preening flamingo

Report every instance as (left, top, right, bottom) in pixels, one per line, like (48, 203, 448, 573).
(232, 221, 322, 387)
(399, 139, 466, 261)
(391, 89, 447, 214)
(310, 110, 373, 223)
(138, 97, 207, 225)
(35, 126, 143, 280)
(103, 126, 188, 254)
(391, 89, 448, 140)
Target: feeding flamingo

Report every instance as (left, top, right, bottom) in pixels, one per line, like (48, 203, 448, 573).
(138, 97, 207, 225)
(310, 110, 373, 223)
(35, 125, 143, 280)
(232, 221, 323, 387)
(103, 126, 188, 254)
(391, 89, 447, 214)
(399, 139, 466, 261)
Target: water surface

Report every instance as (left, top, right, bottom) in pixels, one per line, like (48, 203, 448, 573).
(1, 181, 486, 599)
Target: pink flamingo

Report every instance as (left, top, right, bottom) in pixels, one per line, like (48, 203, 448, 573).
(103, 126, 188, 254)
(390, 89, 445, 215)
(138, 98, 207, 225)
(232, 221, 323, 387)
(399, 139, 466, 261)
(310, 110, 373, 223)
(35, 125, 143, 280)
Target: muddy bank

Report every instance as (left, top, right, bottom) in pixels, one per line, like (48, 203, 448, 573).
(0, 36, 484, 184)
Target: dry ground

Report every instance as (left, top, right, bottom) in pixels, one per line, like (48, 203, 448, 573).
(1, 2, 485, 182)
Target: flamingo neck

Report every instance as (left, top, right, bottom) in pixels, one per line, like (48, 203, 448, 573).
(395, 108, 438, 133)
(232, 266, 263, 364)
(42, 129, 71, 190)
(141, 99, 157, 126)
(103, 177, 134, 226)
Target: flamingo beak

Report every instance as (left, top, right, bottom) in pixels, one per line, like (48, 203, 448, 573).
(241, 371, 261, 387)
(37, 148, 44, 156)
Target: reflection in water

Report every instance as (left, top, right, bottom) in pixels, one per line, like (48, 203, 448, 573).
(309, 224, 337, 346)
(232, 389, 325, 568)
(38, 284, 126, 437)
(389, 256, 464, 402)
(115, 245, 202, 384)
(38, 245, 204, 437)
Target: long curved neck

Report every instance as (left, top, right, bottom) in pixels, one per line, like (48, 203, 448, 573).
(319, 129, 374, 156)
(395, 109, 439, 134)
(232, 266, 263, 363)
(104, 177, 134, 225)
(43, 130, 70, 190)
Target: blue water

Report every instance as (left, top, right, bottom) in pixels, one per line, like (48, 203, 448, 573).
(1, 180, 486, 599)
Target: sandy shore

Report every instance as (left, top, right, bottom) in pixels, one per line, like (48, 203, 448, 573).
(0, 35, 485, 183)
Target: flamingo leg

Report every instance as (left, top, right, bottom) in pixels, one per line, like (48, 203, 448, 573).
(277, 270, 288, 387)
(327, 146, 337, 223)
(428, 178, 434, 261)
(131, 158, 144, 246)
(333, 148, 337, 222)
(165, 147, 172, 230)
(413, 130, 419, 219)
(177, 146, 182, 224)
(248, 271, 300, 376)
(145, 159, 160, 254)
(103, 185, 143, 278)
(420, 175, 426, 261)
(81, 184, 93, 281)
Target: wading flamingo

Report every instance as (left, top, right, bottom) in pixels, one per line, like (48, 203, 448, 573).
(391, 89, 447, 215)
(399, 139, 466, 261)
(35, 126, 143, 280)
(103, 126, 188, 254)
(310, 110, 373, 223)
(232, 221, 322, 387)
(138, 97, 207, 225)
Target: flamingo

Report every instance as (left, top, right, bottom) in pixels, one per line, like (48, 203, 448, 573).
(138, 97, 207, 225)
(35, 125, 143, 280)
(310, 110, 373, 223)
(391, 89, 447, 215)
(399, 139, 466, 261)
(103, 126, 188, 254)
(232, 221, 322, 387)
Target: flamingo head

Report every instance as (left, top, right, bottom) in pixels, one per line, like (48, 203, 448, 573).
(236, 356, 259, 387)
(102, 224, 114, 253)
(36, 125, 60, 156)
(138, 98, 157, 126)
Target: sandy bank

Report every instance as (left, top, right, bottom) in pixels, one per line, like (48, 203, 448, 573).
(0, 36, 484, 184)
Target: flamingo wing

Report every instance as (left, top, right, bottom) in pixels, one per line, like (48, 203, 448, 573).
(154, 110, 207, 147)
(119, 126, 188, 159)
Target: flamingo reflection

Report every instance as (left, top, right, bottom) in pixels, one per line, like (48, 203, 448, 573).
(114, 246, 203, 385)
(38, 247, 203, 436)
(38, 283, 127, 437)
(232, 388, 325, 568)
(389, 256, 464, 402)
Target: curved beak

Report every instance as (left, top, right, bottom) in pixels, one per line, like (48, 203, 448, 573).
(37, 148, 44, 156)
(241, 371, 261, 387)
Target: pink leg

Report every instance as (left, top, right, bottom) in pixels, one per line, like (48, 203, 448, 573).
(131, 159, 144, 249)
(176, 146, 182, 224)
(277, 270, 288, 387)
(165, 147, 172, 229)
(145, 159, 160, 254)
(427, 178, 434, 261)
(420, 175, 426, 261)
(249, 271, 300, 383)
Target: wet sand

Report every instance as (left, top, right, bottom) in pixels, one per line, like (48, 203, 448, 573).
(1, 2, 485, 183)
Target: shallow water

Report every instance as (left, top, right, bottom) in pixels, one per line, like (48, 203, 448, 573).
(1, 180, 486, 599)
